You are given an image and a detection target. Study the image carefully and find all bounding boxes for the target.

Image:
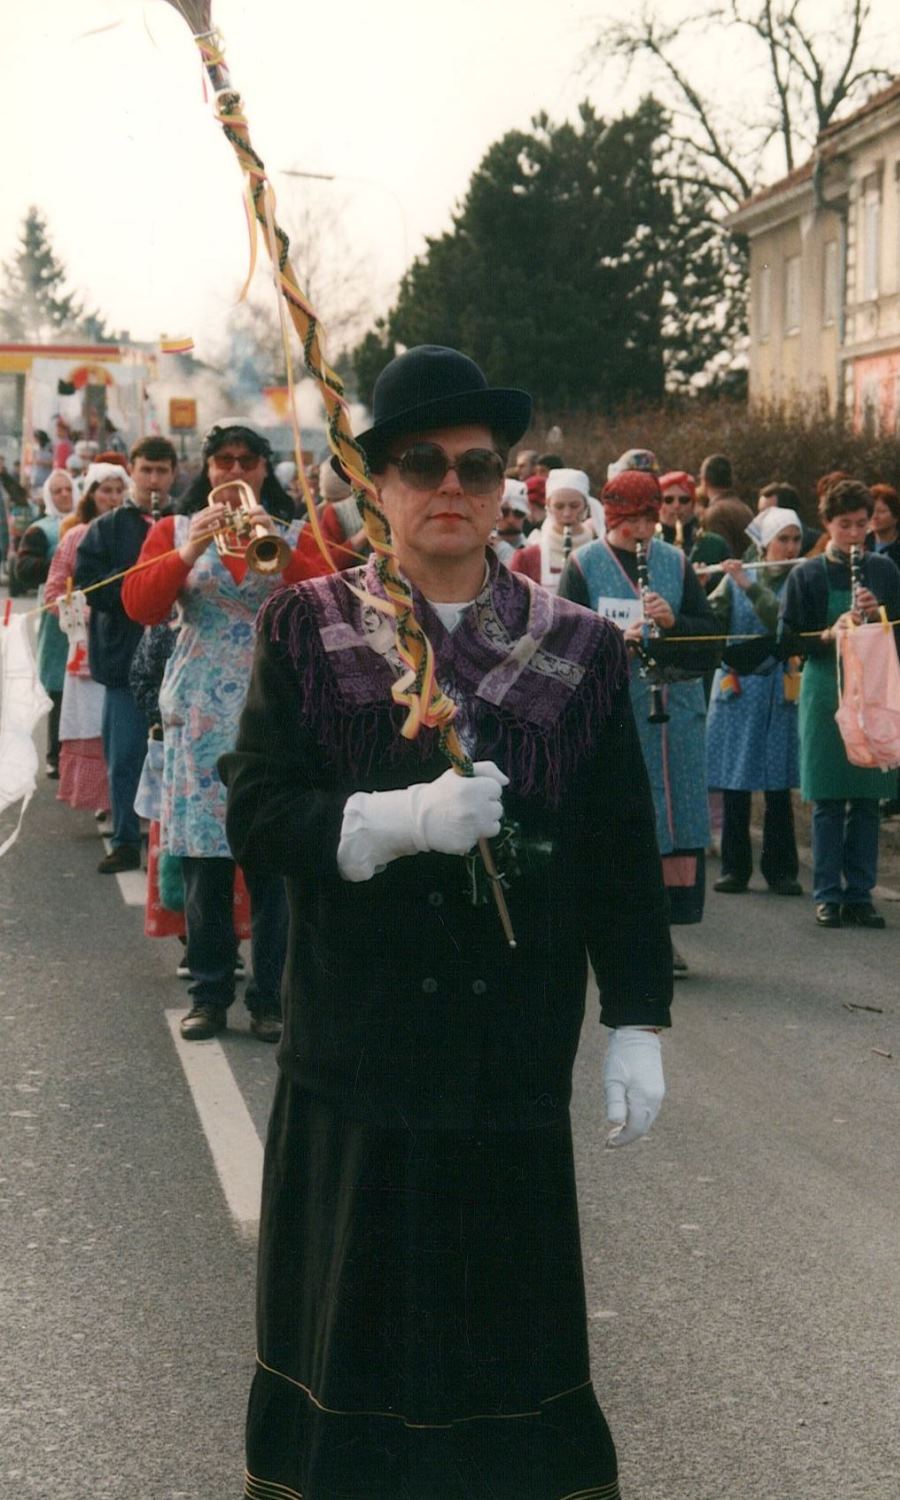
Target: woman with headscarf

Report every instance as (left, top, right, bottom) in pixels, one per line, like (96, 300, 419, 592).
(15, 469, 76, 775)
(44, 464, 130, 813)
(706, 507, 804, 896)
(509, 468, 595, 590)
(122, 419, 333, 1044)
(559, 469, 719, 973)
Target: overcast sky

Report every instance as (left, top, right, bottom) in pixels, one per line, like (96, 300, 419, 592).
(4, 0, 898, 364)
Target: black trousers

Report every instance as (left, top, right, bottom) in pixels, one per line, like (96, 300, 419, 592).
(46, 691, 62, 768)
(720, 789, 798, 886)
(181, 856, 288, 1015)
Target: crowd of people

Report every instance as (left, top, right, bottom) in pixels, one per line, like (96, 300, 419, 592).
(9, 404, 900, 1032)
(6, 344, 900, 1500)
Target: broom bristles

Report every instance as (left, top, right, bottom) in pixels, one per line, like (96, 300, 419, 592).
(159, 0, 214, 33)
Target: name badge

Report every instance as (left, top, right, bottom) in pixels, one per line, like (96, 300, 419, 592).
(595, 596, 643, 630)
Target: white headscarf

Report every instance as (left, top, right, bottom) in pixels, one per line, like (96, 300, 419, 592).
(82, 462, 130, 499)
(41, 468, 75, 520)
(745, 506, 802, 553)
(545, 468, 590, 500)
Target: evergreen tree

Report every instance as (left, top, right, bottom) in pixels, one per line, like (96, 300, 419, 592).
(0, 207, 113, 343)
(353, 100, 743, 411)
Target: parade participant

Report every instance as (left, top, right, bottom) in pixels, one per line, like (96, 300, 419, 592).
(123, 419, 331, 1043)
(869, 483, 900, 569)
(75, 439, 179, 874)
(559, 467, 718, 971)
(14, 469, 75, 776)
(510, 466, 595, 589)
(221, 345, 672, 1500)
(492, 478, 529, 563)
(318, 460, 370, 568)
(780, 478, 900, 928)
(658, 469, 699, 550)
(523, 470, 546, 532)
(706, 507, 804, 895)
(44, 470, 128, 817)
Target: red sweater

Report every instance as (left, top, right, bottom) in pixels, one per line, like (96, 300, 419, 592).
(122, 515, 333, 626)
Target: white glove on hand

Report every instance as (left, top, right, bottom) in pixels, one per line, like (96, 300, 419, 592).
(603, 1026, 665, 1148)
(337, 762, 508, 882)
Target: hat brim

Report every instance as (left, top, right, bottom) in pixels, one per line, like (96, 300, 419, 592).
(332, 387, 533, 479)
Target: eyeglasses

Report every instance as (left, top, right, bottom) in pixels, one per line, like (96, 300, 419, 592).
(663, 493, 694, 506)
(385, 442, 505, 496)
(210, 452, 263, 472)
(499, 504, 524, 516)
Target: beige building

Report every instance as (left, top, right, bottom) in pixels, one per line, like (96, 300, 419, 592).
(729, 78, 900, 426)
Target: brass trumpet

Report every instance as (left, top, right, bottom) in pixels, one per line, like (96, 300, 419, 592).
(207, 480, 291, 575)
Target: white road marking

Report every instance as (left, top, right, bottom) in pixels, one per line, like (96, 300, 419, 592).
(116, 869, 146, 906)
(165, 1011, 263, 1238)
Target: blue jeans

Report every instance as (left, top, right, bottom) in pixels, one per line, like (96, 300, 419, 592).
(181, 856, 287, 1015)
(100, 686, 148, 849)
(811, 799, 880, 905)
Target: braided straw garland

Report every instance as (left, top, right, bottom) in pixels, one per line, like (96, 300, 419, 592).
(161, 5, 516, 937)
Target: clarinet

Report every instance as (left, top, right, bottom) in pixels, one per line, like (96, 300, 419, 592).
(849, 544, 863, 619)
(150, 488, 161, 523)
(634, 541, 670, 725)
(562, 523, 573, 565)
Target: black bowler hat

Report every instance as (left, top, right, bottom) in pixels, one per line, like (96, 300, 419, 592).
(335, 345, 532, 476)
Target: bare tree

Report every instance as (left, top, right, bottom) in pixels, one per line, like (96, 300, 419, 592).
(586, 0, 892, 210)
(214, 183, 375, 387)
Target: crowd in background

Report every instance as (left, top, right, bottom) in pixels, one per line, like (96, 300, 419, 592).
(4, 416, 900, 1035)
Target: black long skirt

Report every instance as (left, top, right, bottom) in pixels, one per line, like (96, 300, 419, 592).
(245, 1079, 620, 1500)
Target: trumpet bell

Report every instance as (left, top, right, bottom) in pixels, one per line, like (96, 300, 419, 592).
(245, 531, 292, 574)
(207, 479, 291, 576)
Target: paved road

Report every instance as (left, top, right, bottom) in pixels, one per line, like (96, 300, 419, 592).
(1, 750, 898, 1497)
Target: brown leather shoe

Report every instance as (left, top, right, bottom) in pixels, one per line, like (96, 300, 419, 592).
(97, 844, 141, 874)
(249, 1012, 282, 1044)
(180, 1004, 227, 1041)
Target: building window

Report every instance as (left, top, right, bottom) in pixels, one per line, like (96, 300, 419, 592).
(822, 240, 838, 326)
(784, 255, 801, 334)
(863, 183, 881, 300)
(756, 263, 771, 341)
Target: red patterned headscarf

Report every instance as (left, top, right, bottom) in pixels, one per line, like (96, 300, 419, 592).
(601, 469, 661, 528)
(659, 470, 696, 498)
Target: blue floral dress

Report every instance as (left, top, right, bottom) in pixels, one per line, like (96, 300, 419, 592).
(159, 514, 301, 858)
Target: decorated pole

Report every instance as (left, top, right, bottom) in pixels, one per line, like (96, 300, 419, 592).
(158, 1, 516, 944)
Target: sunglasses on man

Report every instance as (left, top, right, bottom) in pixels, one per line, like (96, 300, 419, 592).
(385, 442, 505, 496)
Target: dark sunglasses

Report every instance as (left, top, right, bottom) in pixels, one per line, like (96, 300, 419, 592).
(386, 442, 505, 495)
(211, 452, 263, 472)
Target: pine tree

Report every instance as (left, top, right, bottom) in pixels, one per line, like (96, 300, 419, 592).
(352, 101, 743, 411)
(0, 207, 112, 343)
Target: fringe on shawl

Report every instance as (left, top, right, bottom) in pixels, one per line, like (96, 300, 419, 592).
(259, 586, 628, 806)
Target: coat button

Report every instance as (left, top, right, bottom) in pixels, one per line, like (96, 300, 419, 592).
(428, 891, 444, 907)
(471, 979, 487, 995)
(422, 977, 438, 994)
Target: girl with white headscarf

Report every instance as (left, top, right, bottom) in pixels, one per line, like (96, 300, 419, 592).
(509, 468, 595, 591)
(14, 470, 76, 775)
(706, 506, 804, 896)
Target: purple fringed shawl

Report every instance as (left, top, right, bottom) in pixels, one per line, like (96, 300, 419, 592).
(261, 552, 627, 806)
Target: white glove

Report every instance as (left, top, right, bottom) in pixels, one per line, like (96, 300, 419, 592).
(603, 1026, 665, 1148)
(337, 762, 508, 882)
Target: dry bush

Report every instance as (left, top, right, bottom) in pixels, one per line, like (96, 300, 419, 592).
(522, 396, 900, 524)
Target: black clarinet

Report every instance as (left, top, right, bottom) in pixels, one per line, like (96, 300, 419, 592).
(634, 541, 670, 725)
(562, 523, 573, 566)
(150, 488, 161, 523)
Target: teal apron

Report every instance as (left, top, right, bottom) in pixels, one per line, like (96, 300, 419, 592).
(799, 574, 888, 801)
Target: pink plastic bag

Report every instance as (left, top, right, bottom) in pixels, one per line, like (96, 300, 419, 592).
(835, 621, 900, 770)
